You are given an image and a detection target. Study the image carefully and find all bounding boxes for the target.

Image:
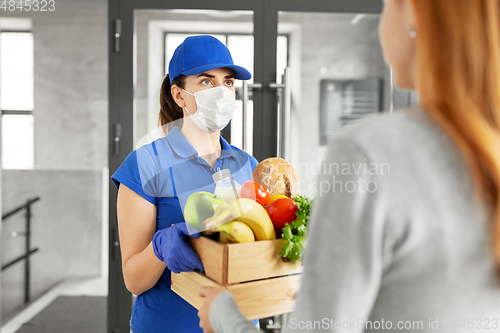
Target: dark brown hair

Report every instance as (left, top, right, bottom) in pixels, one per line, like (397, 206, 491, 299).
(159, 74, 187, 133)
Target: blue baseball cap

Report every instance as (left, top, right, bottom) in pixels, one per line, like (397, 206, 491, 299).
(168, 35, 252, 84)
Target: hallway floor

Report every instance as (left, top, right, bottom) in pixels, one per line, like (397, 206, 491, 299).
(15, 296, 105, 333)
(1, 275, 108, 333)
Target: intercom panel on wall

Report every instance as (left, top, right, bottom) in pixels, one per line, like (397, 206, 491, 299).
(319, 78, 383, 145)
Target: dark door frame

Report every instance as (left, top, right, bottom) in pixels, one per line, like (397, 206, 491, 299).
(108, 1, 382, 332)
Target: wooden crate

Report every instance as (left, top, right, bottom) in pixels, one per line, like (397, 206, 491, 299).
(171, 271, 302, 320)
(171, 236, 303, 320)
(186, 236, 303, 285)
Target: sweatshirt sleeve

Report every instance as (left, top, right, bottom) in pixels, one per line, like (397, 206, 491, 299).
(284, 137, 390, 333)
(210, 291, 260, 333)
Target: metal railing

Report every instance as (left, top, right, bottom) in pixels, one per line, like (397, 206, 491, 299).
(1, 196, 41, 304)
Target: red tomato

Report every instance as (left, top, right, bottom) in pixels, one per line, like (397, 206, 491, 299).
(240, 181, 271, 206)
(265, 198, 298, 229)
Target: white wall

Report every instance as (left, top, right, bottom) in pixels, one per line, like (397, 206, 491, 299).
(1, 169, 105, 317)
(1, 4, 108, 321)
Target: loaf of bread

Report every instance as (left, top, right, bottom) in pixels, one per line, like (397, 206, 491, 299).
(252, 157, 301, 198)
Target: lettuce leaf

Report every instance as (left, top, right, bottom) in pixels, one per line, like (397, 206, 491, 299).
(279, 195, 313, 263)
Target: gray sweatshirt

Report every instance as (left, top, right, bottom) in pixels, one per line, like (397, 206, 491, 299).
(209, 106, 500, 333)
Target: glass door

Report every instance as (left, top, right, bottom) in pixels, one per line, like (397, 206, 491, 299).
(275, 10, 392, 198)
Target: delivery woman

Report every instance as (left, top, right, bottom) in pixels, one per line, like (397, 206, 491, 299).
(198, 0, 500, 332)
(111, 35, 260, 333)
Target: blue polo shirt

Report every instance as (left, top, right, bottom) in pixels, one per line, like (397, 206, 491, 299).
(111, 127, 259, 333)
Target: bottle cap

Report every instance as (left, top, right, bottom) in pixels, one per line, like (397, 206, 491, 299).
(212, 169, 232, 183)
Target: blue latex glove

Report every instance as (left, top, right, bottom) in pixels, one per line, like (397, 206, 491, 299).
(152, 223, 204, 274)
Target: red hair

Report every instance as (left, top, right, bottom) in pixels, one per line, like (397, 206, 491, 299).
(410, 0, 500, 275)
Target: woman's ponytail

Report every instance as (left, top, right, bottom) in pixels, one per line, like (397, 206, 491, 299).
(159, 74, 186, 133)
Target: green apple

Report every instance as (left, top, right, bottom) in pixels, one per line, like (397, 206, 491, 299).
(184, 191, 227, 231)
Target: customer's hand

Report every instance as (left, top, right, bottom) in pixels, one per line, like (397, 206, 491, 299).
(198, 286, 227, 333)
(152, 223, 204, 273)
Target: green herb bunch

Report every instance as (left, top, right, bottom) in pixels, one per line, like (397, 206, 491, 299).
(279, 195, 313, 263)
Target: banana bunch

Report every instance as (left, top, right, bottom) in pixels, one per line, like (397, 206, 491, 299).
(204, 198, 276, 242)
(216, 221, 255, 243)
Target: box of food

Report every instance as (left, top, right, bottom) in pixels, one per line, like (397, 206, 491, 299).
(172, 157, 311, 319)
(187, 236, 303, 284)
(170, 236, 303, 320)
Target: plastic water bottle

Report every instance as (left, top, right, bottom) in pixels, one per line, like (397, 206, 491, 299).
(212, 169, 241, 204)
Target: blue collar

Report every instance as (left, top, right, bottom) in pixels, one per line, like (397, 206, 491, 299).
(220, 135, 236, 160)
(166, 127, 236, 160)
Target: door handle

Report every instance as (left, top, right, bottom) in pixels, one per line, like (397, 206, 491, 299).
(269, 68, 292, 160)
(241, 82, 262, 152)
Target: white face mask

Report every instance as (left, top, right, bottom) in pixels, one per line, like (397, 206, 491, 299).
(183, 86, 235, 133)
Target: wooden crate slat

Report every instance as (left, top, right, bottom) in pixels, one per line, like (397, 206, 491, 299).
(171, 271, 301, 321)
(188, 237, 228, 285)
(226, 239, 303, 284)
(171, 271, 223, 310)
(228, 274, 302, 319)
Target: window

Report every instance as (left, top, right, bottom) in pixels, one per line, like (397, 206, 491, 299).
(0, 31, 35, 169)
